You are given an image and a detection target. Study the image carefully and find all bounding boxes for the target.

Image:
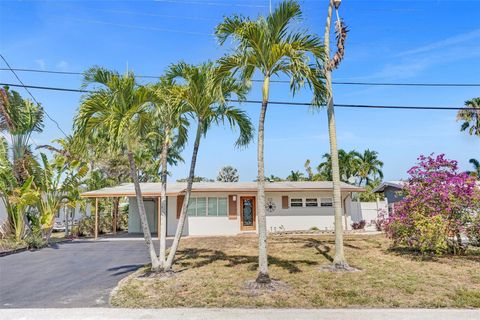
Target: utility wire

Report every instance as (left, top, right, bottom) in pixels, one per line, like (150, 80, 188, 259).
(0, 82, 474, 111)
(2, 68, 479, 87)
(0, 55, 69, 137)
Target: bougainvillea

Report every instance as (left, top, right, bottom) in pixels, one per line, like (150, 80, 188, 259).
(384, 154, 480, 254)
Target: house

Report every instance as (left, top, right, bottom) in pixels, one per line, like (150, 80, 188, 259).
(81, 181, 364, 237)
(372, 180, 406, 213)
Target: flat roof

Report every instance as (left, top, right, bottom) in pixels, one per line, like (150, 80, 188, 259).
(81, 181, 365, 198)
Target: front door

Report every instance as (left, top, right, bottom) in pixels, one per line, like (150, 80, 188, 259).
(240, 196, 256, 231)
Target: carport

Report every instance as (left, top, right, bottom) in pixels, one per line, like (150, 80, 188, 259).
(81, 184, 172, 240)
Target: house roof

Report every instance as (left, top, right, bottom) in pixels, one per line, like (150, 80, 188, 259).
(372, 180, 406, 193)
(81, 181, 365, 198)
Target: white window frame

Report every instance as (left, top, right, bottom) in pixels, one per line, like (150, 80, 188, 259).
(290, 198, 303, 207)
(305, 198, 318, 207)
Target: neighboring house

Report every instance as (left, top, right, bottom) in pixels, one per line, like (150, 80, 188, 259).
(372, 180, 406, 214)
(81, 181, 364, 236)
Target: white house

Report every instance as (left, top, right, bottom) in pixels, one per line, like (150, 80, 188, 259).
(81, 181, 364, 237)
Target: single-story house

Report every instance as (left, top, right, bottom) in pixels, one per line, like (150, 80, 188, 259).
(81, 181, 364, 237)
(372, 180, 406, 214)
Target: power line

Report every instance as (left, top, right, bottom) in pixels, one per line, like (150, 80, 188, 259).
(0, 55, 69, 137)
(2, 68, 479, 87)
(0, 82, 474, 111)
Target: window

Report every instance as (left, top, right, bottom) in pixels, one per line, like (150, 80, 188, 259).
(218, 197, 228, 216)
(188, 197, 228, 216)
(320, 198, 333, 207)
(208, 197, 218, 216)
(305, 198, 318, 207)
(290, 198, 303, 207)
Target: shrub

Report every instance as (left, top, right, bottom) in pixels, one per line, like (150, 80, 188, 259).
(384, 154, 480, 254)
(467, 214, 480, 247)
(374, 209, 387, 231)
(24, 230, 47, 249)
(351, 220, 366, 230)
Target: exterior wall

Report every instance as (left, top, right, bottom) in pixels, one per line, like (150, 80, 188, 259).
(128, 191, 356, 236)
(350, 200, 388, 230)
(128, 198, 158, 233)
(384, 186, 404, 204)
(0, 197, 7, 224)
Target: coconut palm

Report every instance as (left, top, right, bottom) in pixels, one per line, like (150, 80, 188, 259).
(457, 98, 480, 136)
(356, 149, 384, 186)
(286, 170, 305, 181)
(217, 165, 240, 182)
(74, 67, 162, 271)
(317, 150, 360, 183)
(163, 61, 254, 271)
(215, 0, 326, 284)
(148, 78, 189, 269)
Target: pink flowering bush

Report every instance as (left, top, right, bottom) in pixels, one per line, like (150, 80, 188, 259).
(384, 154, 480, 254)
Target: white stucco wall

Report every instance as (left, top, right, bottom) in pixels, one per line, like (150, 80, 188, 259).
(0, 197, 7, 224)
(128, 191, 355, 236)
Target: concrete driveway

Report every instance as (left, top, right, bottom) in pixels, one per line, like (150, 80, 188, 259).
(0, 239, 170, 308)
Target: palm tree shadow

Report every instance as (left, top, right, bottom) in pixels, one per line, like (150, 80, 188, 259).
(174, 247, 318, 274)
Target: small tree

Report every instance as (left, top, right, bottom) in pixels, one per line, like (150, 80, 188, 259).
(217, 165, 239, 182)
(384, 154, 480, 254)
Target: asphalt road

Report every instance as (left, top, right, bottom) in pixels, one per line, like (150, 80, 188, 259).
(0, 239, 170, 308)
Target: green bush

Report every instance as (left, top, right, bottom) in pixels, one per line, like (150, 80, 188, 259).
(467, 215, 480, 247)
(24, 230, 47, 249)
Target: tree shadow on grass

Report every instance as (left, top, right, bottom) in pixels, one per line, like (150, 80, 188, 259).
(386, 246, 480, 263)
(174, 247, 317, 274)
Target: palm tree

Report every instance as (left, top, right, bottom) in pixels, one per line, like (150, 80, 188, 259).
(457, 98, 480, 136)
(215, 0, 326, 284)
(74, 67, 162, 272)
(217, 165, 240, 182)
(467, 158, 480, 177)
(163, 61, 254, 271)
(0, 87, 44, 184)
(149, 78, 189, 269)
(317, 150, 360, 183)
(286, 170, 305, 181)
(356, 149, 383, 186)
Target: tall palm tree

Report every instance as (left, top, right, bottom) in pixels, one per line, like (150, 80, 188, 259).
(317, 150, 360, 183)
(457, 98, 480, 136)
(467, 158, 480, 177)
(286, 170, 305, 181)
(0, 87, 44, 184)
(356, 149, 383, 186)
(149, 78, 189, 269)
(215, 0, 326, 284)
(74, 67, 162, 271)
(163, 61, 254, 271)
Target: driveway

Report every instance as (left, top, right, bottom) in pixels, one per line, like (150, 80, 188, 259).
(0, 239, 170, 308)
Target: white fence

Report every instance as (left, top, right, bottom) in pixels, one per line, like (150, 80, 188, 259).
(350, 200, 387, 230)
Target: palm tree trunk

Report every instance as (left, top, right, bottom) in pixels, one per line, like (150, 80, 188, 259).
(164, 121, 202, 271)
(324, 0, 349, 268)
(127, 150, 161, 272)
(256, 75, 271, 284)
(159, 135, 169, 268)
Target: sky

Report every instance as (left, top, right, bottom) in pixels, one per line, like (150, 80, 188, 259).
(0, 0, 479, 182)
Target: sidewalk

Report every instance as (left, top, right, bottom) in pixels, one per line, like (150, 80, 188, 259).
(2, 308, 479, 320)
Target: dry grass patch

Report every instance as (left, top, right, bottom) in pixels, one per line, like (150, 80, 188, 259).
(111, 234, 480, 308)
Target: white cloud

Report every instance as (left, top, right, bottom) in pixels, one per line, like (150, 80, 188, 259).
(56, 60, 69, 71)
(35, 59, 46, 70)
(397, 28, 480, 57)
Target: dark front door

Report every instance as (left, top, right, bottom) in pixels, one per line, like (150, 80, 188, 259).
(240, 196, 256, 231)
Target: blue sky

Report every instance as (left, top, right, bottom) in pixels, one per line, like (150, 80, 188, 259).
(1, 0, 479, 182)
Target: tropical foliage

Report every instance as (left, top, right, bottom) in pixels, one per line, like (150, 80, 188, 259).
(217, 165, 239, 182)
(457, 97, 480, 136)
(384, 154, 480, 254)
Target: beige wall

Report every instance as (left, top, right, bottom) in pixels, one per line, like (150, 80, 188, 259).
(128, 190, 354, 236)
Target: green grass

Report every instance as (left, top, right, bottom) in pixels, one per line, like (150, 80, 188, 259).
(111, 234, 480, 308)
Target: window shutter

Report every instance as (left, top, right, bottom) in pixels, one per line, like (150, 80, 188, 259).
(228, 195, 237, 220)
(176, 195, 185, 219)
(282, 196, 289, 209)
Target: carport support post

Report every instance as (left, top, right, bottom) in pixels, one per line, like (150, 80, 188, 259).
(94, 198, 98, 240)
(157, 197, 161, 240)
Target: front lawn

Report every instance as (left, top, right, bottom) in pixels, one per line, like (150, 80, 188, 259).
(111, 234, 480, 308)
